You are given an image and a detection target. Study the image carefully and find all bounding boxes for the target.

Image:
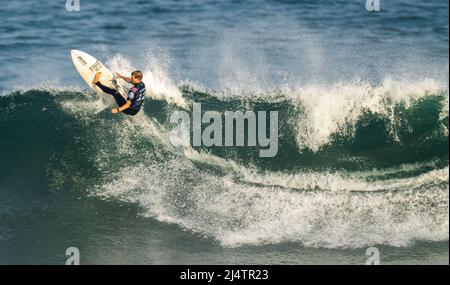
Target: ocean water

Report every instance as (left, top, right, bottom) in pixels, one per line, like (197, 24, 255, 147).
(0, 0, 448, 265)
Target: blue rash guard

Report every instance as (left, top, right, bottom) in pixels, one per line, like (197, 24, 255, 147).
(95, 80, 146, 116)
(127, 81, 146, 112)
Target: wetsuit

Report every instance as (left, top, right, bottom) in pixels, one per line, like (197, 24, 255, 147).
(96, 81, 146, 116)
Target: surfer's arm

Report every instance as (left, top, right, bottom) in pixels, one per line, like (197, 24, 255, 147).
(116, 72, 132, 83)
(112, 100, 131, 114)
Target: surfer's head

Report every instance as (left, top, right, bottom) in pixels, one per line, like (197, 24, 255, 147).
(130, 70, 143, 84)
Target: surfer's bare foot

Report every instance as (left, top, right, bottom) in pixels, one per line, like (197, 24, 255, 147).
(92, 72, 102, 84)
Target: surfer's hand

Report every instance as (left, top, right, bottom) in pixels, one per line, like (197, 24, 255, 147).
(116, 73, 123, 79)
(112, 108, 120, 114)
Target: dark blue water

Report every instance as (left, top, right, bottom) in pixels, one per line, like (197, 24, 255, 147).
(1, 0, 448, 90)
(0, 0, 448, 264)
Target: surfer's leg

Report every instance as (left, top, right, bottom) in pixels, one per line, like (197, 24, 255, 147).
(95, 82, 127, 106)
(111, 92, 127, 107)
(123, 108, 139, 116)
(95, 82, 117, 95)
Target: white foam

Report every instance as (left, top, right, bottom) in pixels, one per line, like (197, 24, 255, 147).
(93, 139, 449, 249)
(289, 78, 447, 151)
(107, 53, 188, 109)
(96, 160, 448, 249)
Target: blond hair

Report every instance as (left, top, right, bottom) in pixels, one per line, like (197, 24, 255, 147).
(131, 70, 143, 80)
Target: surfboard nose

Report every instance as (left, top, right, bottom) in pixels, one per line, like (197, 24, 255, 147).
(71, 50, 84, 64)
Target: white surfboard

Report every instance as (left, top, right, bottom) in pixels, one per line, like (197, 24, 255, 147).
(71, 50, 127, 103)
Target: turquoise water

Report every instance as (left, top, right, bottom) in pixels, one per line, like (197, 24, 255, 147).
(0, 0, 448, 264)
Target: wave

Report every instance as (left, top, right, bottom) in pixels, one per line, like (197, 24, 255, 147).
(0, 76, 448, 249)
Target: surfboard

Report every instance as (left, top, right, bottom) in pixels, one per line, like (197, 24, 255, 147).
(70, 50, 127, 103)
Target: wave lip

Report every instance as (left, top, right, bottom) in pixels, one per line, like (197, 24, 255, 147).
(290, 78, 448, 152)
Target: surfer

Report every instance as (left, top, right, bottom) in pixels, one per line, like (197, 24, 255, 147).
(92, 71, 146, 115)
